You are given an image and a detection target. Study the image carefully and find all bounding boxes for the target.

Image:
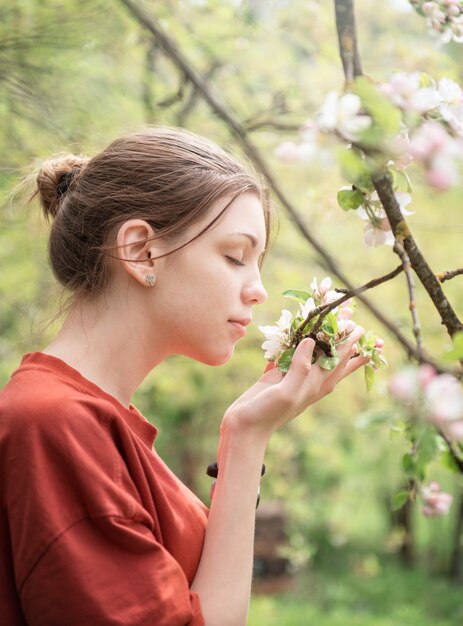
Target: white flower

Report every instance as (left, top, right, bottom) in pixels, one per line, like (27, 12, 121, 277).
(363, 225, 395, 247)
(438, 78, 463, 133)
(317, 92, 372, 142)
(259, 309, 293, 361)
(299, 297, 316, 319)
(380, 72, 440, 113)
(356, 191, 413, 247)
(310, 276, 332, 299)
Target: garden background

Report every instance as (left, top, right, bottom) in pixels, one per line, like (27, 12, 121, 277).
(1, 0, 462, 623)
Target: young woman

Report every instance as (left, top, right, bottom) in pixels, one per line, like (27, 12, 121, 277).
(0, 127, 368, 626)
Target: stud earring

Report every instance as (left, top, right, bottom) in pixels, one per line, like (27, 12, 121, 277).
(145, 274, 155, 287)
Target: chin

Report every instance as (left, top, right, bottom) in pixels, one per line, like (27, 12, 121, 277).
(186, 344, 236, 367)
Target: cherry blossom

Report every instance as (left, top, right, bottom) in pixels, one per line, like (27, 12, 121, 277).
(379, 71, 440, 113)
(258, 309, 293, 361)
(317, 91, 372, 142)
(421, 482, 453, 517)
(410, 0, 463, 44)
(356, 190, 413, 247)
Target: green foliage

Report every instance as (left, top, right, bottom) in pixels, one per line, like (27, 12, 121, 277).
(337, 187, 364, 211)
(353, 77, 402, 142)
(248, 559, 463, 626)
(442, 331, 463, 362)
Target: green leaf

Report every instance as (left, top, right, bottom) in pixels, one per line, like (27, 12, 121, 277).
(282, 289, 310, 303)
(442, 331, 463, 362)
(416, 429, 438, 478)
(354, 77, 402, 138)
(353, 171, 375, 194)
(318, 354, 340, 371)
(325, 312, 339, 334)
(355, 410, 392, 429)
(440, 449, 461, 473)
(364, 364, 375, 392)
(277, 347, 296, 373)
(392, 491, 409, 511)
(337, 188, 364, 211)
(402, 452, 415, 477)
(337, 147, 365, 181)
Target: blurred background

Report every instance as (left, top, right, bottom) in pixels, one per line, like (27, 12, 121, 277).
(1, 0, 462, 623)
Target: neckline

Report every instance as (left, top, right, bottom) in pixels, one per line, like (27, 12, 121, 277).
(16, 352, 158, 445)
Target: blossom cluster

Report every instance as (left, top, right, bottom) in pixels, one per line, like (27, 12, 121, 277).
(389, 364, 462, 517)
(409, 0, 463, 44)
(259, 276, 386, 386)
(421, 481, 453, 517)
(390, 364, 463, 441)
(275, 72, 463, 246)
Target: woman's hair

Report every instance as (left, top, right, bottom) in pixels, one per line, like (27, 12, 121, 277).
(34, 127, 272, 297)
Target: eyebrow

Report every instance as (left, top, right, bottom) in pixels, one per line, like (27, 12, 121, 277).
(226, 232, 260, 248)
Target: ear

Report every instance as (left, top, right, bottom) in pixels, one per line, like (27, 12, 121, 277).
(115, 219, 161, 287)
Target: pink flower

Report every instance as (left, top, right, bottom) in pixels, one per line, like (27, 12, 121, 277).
(445, 419, 463, 441)
(425, 167, 454, 190)
(409, 122, 450, 161)
(274, 141, 301, 162)
(338, 307, 353, 320)
(338, 319, 356, 334)
(417, 363, 436, 388)
(421, 482, 453, 517)
(389, 368, 420, 402)
(424, 374, 463, 422)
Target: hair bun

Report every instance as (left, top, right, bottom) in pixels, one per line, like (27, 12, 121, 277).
(36, 154, 89, 219)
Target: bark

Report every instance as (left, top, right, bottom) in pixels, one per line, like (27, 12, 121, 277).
(334, 0, 363, 82)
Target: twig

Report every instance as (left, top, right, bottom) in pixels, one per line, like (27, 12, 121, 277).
(295, 264, 404, 340)
(117, 0, 426, 365)
(393, 240, 424, 357)
(437, 268, 463, 284)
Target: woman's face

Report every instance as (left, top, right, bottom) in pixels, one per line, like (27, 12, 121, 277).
(152, 192, 268, 365)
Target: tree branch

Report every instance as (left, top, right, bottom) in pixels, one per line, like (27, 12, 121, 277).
(333, 0, 462, 340)
(393, 240, 424, 357)
(372, 174, 463, 339)
(334, 0, 362, 83)
(437, 267, 463, 284)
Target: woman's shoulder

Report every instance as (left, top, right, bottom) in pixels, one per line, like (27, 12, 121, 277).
(0, 352, 121, 436)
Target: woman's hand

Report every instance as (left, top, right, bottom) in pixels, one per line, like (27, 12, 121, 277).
(222, 325, 369, 441)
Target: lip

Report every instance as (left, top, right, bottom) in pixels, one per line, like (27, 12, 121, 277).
(228, 320, 250, 337)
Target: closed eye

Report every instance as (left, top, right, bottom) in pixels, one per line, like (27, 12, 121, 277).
(225, 255, 245, 267)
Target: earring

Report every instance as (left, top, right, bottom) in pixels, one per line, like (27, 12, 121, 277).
(145, 273, 155, 287)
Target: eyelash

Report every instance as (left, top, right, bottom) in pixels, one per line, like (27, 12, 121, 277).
(225, 255, 245, 267)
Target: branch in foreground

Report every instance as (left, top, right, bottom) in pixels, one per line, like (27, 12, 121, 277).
(333, 0, 463, 341)
(118, 0, 427, 364)
(393, 240, 424, 358)
(372, 174, 463, 339)
(437, 268, 463, 284)
(334, 0, 363, 83)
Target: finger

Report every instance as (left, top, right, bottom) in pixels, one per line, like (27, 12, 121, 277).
(339, 354, 370, 379)
(282, 338, 320, 391)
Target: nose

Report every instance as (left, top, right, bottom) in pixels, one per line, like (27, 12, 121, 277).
(243, 276, 268, 306)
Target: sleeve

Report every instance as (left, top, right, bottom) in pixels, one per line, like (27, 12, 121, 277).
(20, 514, 205, 626)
